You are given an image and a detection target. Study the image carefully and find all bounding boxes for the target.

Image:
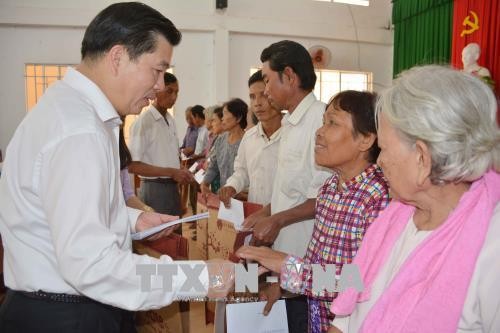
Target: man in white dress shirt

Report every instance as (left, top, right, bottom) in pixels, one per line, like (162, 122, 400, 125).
(241, 40, 331, 333)
(219, 70, 282, 206)
(128, 72, 194, 216)
(0, 3, 232, 332)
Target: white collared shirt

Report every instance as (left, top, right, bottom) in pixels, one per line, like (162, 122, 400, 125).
(225, 123, 281, 205)
(271, 92, 332, 257)
(128, 106, 180, 179)
(194, 126, 209, 155)
(0, 68, 207, 310)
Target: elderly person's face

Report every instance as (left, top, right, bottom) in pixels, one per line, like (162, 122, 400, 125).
(211, 115, 224, 135)
(377, 113, 420, 202)
(222, 107, 240, 131)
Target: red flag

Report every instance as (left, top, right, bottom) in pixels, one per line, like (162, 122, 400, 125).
(451, 0, 499, 100)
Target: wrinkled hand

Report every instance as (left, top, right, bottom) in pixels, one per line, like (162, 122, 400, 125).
(206, 259, 235, 300)
(218, 186, 236, 208)
(259, 282, 282, 316)
(136, 212, 179, 241)
(327, 326, 343, 333)
(252, 216, 282, 244)
(173, 168, 194, 184)
(236, 246, 288, 274)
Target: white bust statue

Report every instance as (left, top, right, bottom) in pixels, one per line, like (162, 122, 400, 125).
(462, 43, 491, 77)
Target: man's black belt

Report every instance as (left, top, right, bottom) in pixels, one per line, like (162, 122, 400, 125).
(14, 289, 94, 304)
(141, 178, 176, 184)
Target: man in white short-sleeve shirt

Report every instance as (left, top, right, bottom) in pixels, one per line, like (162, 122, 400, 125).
(219, 69, 282, 206)
(128, 72, 193, 216)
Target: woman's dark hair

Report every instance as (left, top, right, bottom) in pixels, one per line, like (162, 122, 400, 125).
(223, 98, 248, 129)
(330, 90, 380, 163)
(119, 127, 132, 170)
(81, 2, 181, 61)
(213, 106, 224, 120)
(190, 105, 205, 120)
(260, 40, 316, 91)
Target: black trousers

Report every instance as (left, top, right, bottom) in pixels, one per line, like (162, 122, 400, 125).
(138, 178, 181, 216)
(285, 295, 309, 333)
(0, 290, 136, 333)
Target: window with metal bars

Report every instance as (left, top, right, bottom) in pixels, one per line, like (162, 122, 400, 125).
(250, 67, 373, 104)
(25, 64, 74, 112)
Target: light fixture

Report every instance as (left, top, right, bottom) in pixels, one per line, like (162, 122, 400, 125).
(333, 0, 369, 6)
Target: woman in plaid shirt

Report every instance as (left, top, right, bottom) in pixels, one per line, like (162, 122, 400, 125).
(237, 90, 390, 332)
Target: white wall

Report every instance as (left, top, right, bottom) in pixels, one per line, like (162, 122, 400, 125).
(0, 0, 393, 154)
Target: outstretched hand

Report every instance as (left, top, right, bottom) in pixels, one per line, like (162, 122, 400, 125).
(206, 259, 235, 300)
(241, 205, 271, 231)
(173, 169, 195, 184)
(236, 245, 288, 274)
(218, 186, 237, 208)
(136, 212, 179, 241)
(252, 216, 282, 244)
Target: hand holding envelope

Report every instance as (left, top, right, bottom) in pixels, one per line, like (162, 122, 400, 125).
(236, 245, 288, 274)
(132, 212, 209, 240)
(180, 151, 191, 161)
(134, 212, 179, 241)
(188, 161, 199, 173)
(219, 186, 237, 208)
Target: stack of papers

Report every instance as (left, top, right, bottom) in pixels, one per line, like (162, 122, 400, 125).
(131, 212, 209, 240)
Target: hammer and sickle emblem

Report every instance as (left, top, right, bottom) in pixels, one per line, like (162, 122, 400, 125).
(461, 10, 479, 37)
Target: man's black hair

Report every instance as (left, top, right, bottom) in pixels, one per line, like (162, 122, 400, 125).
(260, 40, 316, 91)
(190, 105, 205, 120)
(81, 2, 181, 61)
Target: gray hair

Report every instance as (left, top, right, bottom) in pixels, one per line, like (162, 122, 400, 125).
(376, 65, 499, 184)
(204, 105, 219, 120)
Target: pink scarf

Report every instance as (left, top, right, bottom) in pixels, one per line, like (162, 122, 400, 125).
(331, 171, 500, 332)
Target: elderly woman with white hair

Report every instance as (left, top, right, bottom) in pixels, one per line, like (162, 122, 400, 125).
(329, 65, 500, 333)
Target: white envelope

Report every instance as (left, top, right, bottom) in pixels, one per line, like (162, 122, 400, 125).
(217, 199, 244, 230)
(194, 169, 206, 184)
(189, 161, 199, 173)
(226, 300, 288, 333)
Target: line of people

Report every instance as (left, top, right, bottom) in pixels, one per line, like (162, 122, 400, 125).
(0, 2, 498, 333)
